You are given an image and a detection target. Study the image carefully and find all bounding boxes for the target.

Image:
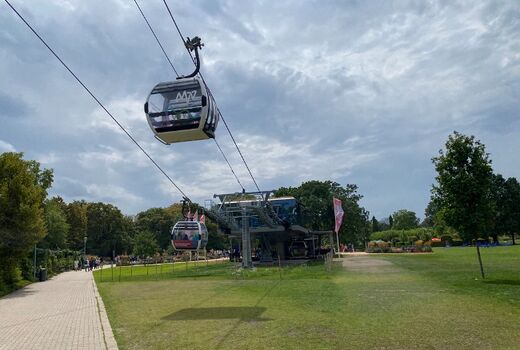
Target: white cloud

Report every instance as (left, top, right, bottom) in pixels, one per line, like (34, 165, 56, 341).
(1, 0, 519, 218)
(84, 183, 143, 204)
(0, 140, 15, 152)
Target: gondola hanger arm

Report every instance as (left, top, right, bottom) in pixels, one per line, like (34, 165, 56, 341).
(177, 36, 203, 79)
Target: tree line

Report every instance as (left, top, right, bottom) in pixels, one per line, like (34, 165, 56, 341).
(369, 132, 520, 247)
(0, 152, 371, 293)
(3, 131, 514, 288)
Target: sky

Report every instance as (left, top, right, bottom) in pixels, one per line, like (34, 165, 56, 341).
(1, 0, 519, 219)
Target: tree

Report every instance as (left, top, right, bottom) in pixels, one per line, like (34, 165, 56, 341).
(371, 216, 379, 232)
(132, 231, 158, 258)
(422, 199, 440, 227)
(66, 200, 88, 250)
(432, 132, 494, 278)
(206, 231, 229, 250)
(377, 219, 390, 231)
(0, 152, 53, 286)
(135, 205, 182, 250)
(491, 174, 520, 244)
(86, 202, 126, 257)
(41, 198, 70, 249)
(392, 209, 419, 230)
(120, 215, 138, 254)
(275, 180, 369, 247)
(388, 215, 394, 228)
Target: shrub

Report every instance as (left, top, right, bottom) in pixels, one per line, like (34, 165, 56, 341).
(376, 241, 390, 249)
(119, 255, 130, 266)
(370, 228, 435, 243)
(475, 238, 489, 246)
(431, 239, 444, 247)
(451, 239, 463, 246)
(366, 241, 392, 253)
(440, 234, 453, 243)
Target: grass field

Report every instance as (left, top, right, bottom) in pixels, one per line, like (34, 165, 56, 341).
(94, 246, 520, 350)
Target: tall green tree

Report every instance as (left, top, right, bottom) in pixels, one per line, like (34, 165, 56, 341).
(422, 199, 440, 227)
(371, 216, 379, 232)
(86, 202, 126, 257)
(66, 200, 88, 250)
(432, 132, 494, 277)
(388, 215, 394, 228)
(41, 198, 70, 249)
(0, 152, 53, 286)
(392, 209, 419, 230)
(135, 204, 182, 250)
(120, 215, 138, 254)
(132, 231, 158, 258)
(275, 180, 368, 246)
(491, 174, 520, 244)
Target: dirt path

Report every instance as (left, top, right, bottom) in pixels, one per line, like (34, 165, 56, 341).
(340, 255, 398, 273)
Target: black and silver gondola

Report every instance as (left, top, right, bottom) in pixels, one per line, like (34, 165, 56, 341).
(144, 37, 219, 144)
(170, 220, 209, 250)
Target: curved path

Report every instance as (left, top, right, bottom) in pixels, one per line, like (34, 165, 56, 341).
(0, 270, 117, 350)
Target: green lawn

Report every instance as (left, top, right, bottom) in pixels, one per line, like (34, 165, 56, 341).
(94, 246, 520, 350)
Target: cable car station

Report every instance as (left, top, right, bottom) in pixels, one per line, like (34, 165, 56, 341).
(201, 191, 332, 268)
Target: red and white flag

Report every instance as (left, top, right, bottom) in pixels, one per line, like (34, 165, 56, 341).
(333, 197, 344, 233)
(199, 214, 205, 224)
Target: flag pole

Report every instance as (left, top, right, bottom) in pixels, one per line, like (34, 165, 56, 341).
(333, 197, 344, 259)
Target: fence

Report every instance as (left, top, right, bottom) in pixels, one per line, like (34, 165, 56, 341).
(95, 256, 329, 282)
(96, 258, 229, 282)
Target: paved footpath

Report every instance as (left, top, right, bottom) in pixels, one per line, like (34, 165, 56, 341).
(0, 270, 117, 350)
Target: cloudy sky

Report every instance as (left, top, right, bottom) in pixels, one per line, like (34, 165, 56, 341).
(1, 0, 519, 219)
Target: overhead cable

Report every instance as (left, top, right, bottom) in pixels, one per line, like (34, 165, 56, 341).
(213, 139, 245, 193)
(133, 0, 179, 77)
(5, 0, 191, 201)
(161, 0, 262, 193)
(135, 0, 246, 192)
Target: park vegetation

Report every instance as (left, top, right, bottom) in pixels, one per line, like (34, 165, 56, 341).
(369, 132, 520, 277)
(2, 131, 520, 294)
(0, 153, 371, 296)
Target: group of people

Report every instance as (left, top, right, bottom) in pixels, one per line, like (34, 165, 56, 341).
(339, 243, 355, 252)
(173, 232, 201, 241)
(73, 257, 102, 271)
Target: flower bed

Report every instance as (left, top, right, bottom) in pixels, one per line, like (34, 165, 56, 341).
(366, 240, 432, 253)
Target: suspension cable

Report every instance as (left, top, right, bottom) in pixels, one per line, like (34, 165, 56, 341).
(133, 0, 179, 77)
(218, 111, 261, 193)
(162, 0, 190, 61)
(213, 139, 245, 192)
(4, 0, 191, 201)
(161, 0, 262, 193)
(134, 1, 246, 193)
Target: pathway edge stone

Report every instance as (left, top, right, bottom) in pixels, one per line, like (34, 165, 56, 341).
(92, 278, 119, 350)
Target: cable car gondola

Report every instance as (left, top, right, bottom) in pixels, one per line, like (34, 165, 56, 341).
(289, 240, 308, 258)
(144, 36, 219, 144)
(170, 220, 208, 250)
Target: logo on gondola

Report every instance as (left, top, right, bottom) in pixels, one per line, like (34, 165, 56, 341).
(176, 90, 197, 103)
